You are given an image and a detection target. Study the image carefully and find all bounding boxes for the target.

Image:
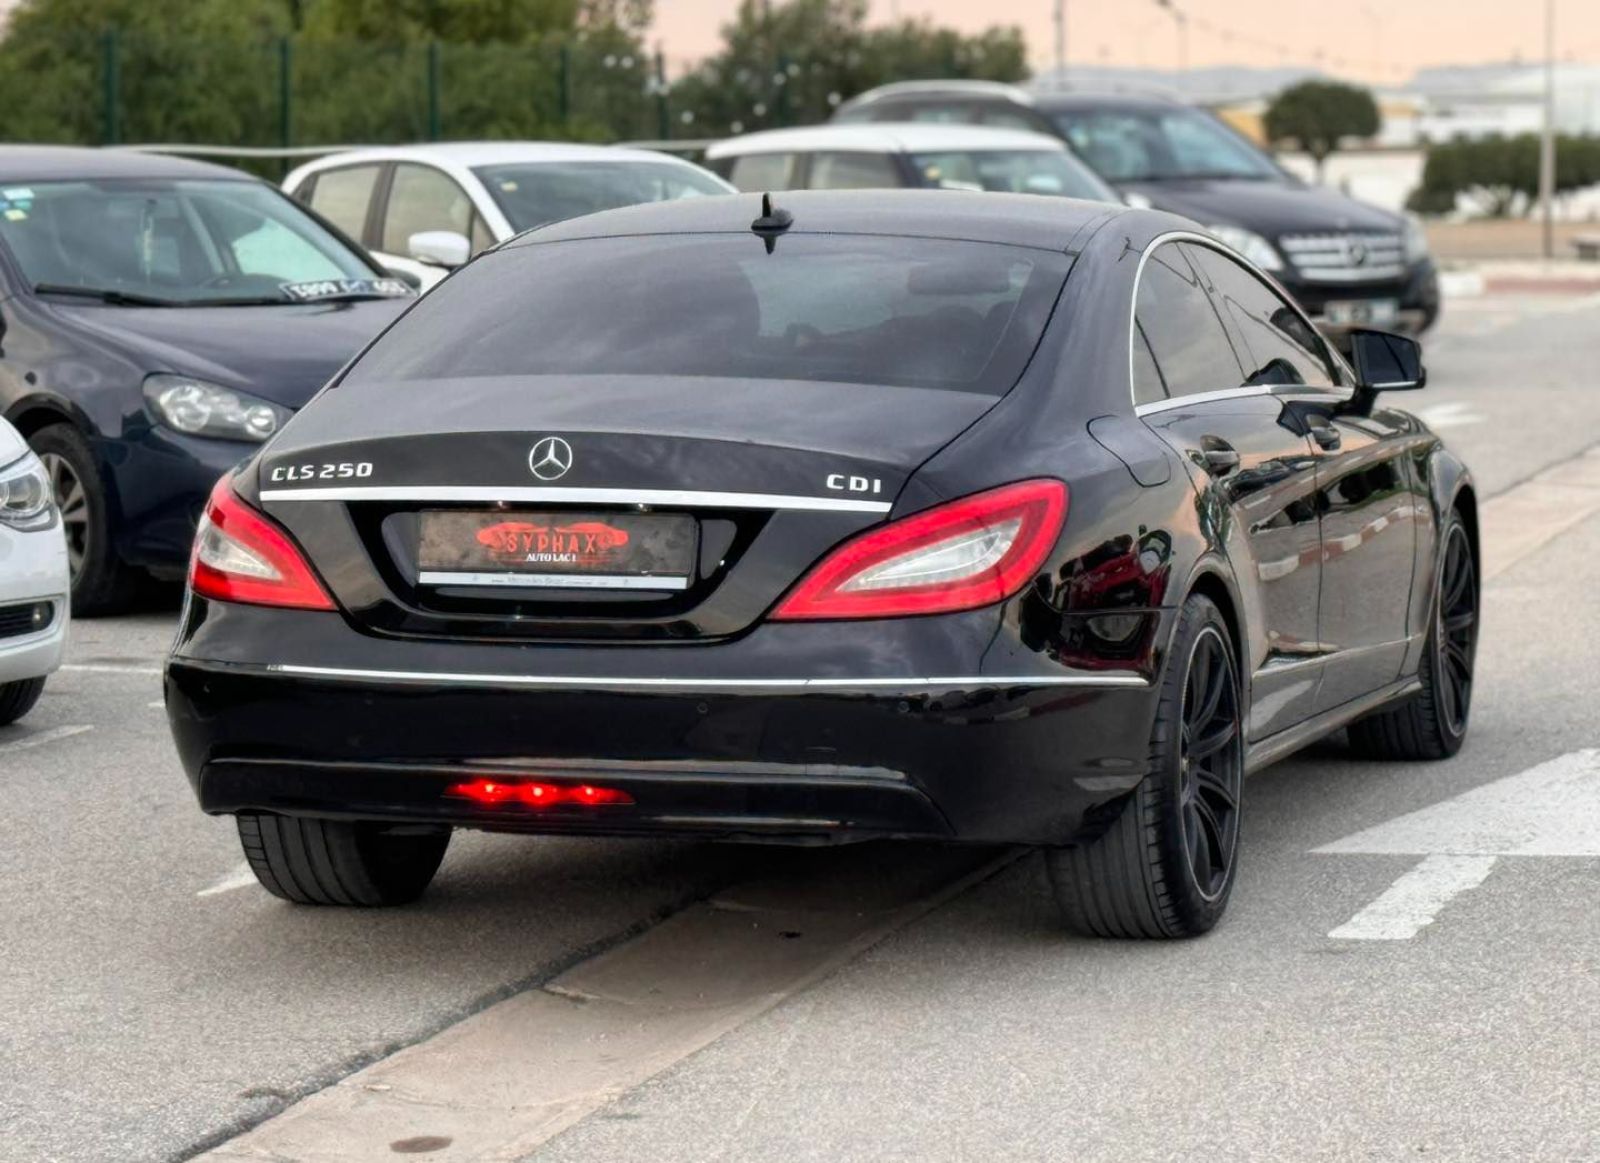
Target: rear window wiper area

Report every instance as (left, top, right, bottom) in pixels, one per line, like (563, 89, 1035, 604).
(32, 283, 181, 307)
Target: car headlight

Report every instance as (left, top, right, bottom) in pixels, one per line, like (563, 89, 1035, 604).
(0, 450, 56, 531)
(143, 374, 287, 443)
(1204, 224, 1284, 272)
(1403, 214, 1431, 264)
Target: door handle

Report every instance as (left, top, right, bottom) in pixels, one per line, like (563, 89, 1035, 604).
(1309, 424, 1342, 451)
(1198, 435, 1240, 476)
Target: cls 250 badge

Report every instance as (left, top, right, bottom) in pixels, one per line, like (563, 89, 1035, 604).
(269, 461, 374, 483)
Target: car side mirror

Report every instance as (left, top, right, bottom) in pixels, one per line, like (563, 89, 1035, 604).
(408, 230, 470, 270)
(1348, 329, 1426, 392)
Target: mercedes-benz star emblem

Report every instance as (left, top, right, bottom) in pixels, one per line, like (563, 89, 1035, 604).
(1347, 239, 1369, 267)
(528, 436, 574, 481)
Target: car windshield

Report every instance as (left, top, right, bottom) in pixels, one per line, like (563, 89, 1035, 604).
(1050, 107, 1283, 183)
(908, 149, 1113, 200)
(0, 178, 386, 306)
(346, 234, 1071, 397)
(474, 161, 729, 233)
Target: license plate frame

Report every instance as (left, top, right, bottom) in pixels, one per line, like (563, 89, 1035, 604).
(1323, 298, 1400, 327)
(416, 510, 697, 591)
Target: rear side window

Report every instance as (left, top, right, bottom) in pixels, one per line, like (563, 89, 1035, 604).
(726, 153, 800, 193)
(346, 234, 1072, 397)
(1134, 244, 1242, 403)
(382, 164, 473, 253)
(305, 164, 379, 241)
(1184, 245, 1335, 388)
(808, 152, 903, 190)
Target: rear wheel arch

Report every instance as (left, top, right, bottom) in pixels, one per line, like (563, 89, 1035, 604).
(1452, 485, 1479, 571)
(1182, 567, 1245, 687)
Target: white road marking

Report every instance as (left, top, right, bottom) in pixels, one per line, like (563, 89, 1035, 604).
(197, 862, 257, 898)
(61, 663, 163, 676)
(1327, 854, 1498, 941)
(1417, 401, 1487, 430)
(1317, 750, 1600, 940)
(1314, 749, 1600, 858)
(0, 724, 94, 755)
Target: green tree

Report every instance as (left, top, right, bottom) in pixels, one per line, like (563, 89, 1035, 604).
(667, 0, 1026, 137)
(1263, 80, 1380, 179)
(1408, 134, 1600, 218)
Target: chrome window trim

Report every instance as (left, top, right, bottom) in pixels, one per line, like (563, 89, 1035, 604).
(258, 663, 1150, 691)
(1126, 230, 1354, 414)
(257, 485, 894, 514)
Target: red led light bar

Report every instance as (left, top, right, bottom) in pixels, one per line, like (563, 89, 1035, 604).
(446, 779, 634, 808)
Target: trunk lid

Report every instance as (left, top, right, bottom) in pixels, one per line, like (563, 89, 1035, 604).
(258, 375, 994, 641)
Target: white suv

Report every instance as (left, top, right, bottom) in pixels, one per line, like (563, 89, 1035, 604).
(0, 417, 69, 726)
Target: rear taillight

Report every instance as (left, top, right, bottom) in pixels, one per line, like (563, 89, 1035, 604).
(771, 479, 1067, 621)
(189, 476, 335, 611)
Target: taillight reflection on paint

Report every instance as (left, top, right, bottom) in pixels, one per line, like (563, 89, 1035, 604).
(446, 779, 635, 808)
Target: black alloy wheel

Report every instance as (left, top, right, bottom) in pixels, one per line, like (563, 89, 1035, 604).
(1434, 521, 1478, 737)
(1178, 624, 1244, 902)
(1348, 509, 1477, 761)
(1048, 592, 1245, 938)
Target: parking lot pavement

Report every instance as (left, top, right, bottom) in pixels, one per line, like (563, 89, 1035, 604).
(523, 489, 1600, 1162)
(2, 287, 1596, 1162)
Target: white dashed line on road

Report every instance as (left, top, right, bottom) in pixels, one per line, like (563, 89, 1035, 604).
(1327, 854, 1499, 940)
(0, 724, 95, 755)
(197, 862, 258, 898)
(1317, 749, 1600, 940)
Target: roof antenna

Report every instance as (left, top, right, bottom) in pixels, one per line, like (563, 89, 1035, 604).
(750, 192, 793, 253)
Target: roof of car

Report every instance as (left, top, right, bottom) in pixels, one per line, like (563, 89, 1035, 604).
(705, 123, 1065, 159)
(1031, 91, 1187, 113)
(0, 146, 253, 183)
(837, 80, 1037, 108)
(296, 141, 704, 170)
(510, 188, 1125, 253)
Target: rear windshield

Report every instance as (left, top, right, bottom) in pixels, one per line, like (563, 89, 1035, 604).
(345, 234, 1071, 396)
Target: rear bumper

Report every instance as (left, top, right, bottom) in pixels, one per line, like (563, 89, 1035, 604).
(166, 604, 1168, 846)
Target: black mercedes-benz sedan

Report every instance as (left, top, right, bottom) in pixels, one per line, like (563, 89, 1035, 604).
(0, 147, 414, 613)
(165, 191, 1478, 938)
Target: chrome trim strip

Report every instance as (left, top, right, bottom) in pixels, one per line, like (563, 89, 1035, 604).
(417, 570, 689, 591)
(257, 485, 893, 514)
(262, 663, 1150, 691)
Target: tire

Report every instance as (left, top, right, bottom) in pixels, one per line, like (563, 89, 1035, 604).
(236, 813, 451, 906)
(1046, 593, 1245, 939)
(29, 423, 142, 616)
(1348, 510, 1477, 761)
(0, 677, 46, 726)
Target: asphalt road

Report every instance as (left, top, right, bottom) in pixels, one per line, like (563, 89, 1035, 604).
(2, 288, 1597, 1163)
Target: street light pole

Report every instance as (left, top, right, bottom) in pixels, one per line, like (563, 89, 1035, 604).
(1054, 0, 1066, 87)
(1540, 0, 1557, 261)
(1154, 1, 1189, 73)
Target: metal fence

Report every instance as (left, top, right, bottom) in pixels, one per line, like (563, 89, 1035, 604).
(0, 29, 694, 171)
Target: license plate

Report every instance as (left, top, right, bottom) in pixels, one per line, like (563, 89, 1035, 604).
(417, 510, 696, 590)
(1324, 298, 1399, 327)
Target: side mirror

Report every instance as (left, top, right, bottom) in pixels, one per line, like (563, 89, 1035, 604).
(407, 230, 470, 270)
(1348, 329, 1426, 392)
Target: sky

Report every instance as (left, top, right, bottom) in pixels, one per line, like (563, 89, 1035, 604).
(651, 0, 1600, 84)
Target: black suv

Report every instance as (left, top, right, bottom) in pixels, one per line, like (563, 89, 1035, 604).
(835, 82, 1440, 337)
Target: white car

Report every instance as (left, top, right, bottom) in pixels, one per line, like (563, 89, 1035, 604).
(703, 123, 1118, 203)
(0, 417, 69, 726)
(284, 142, 735, 288)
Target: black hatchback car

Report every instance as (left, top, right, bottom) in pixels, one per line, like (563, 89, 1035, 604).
(166, 191, 1478, 938)
(0, 147, 414, 612)
(835, 84, 1441, 338)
